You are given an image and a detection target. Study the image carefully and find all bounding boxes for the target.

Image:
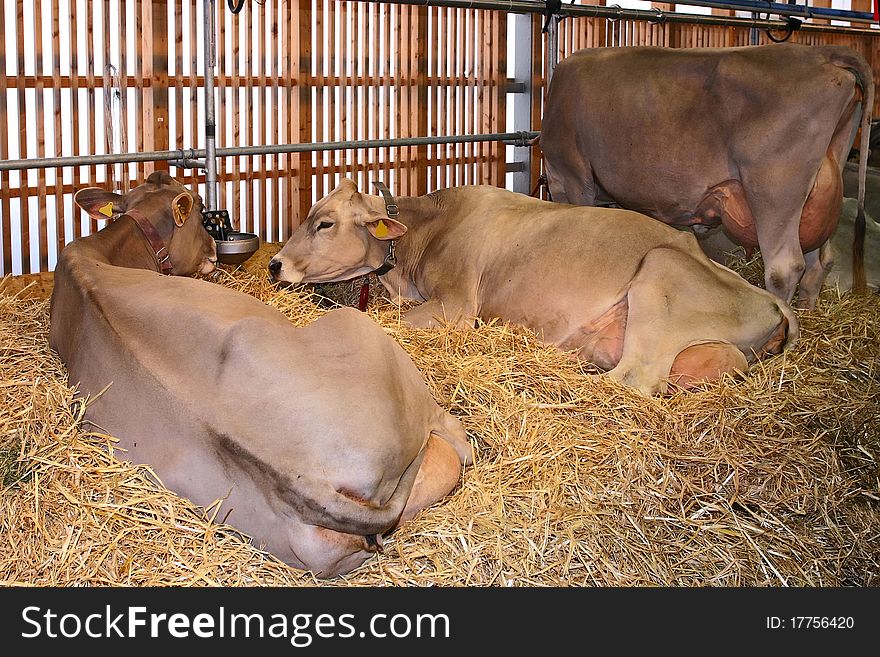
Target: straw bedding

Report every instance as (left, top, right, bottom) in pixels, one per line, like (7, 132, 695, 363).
(1, 242, 877, 586)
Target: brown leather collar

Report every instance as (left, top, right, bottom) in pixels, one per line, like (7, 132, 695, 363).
(371, 181, 398, 276)
(125, 207, 173, 274)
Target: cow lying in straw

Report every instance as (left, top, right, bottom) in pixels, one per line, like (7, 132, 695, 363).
(49, 172, 472, 577)
(268, 180, 799, 396)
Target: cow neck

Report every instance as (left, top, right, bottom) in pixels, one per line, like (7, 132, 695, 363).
(371, 181, 399, 276)
(124, 207, 174, 274)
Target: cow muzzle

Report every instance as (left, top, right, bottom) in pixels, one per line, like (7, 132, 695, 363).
(268, 256, 304, 286)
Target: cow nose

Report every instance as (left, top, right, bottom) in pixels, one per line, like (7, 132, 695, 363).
(268, 258, 282, 278)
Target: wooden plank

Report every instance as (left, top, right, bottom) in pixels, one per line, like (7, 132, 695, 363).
(530, 12, 543, 195)
(451, 8, 461, 187)
(134, 0, 145, 186)
(495, 9, 507, 187)
(118, 0, 130, 192)
(151, 0, 169, 173)
(464, 8, 474, 186)
(340, 0, 348, 184)
(231, 0, 241, 229)
(257, 0, 268, 240)
(851, 0, 872, 28)
(401, 2, 414, 195)
(811, 0, 832, 26)
(187, 0, 198, 191)
(350, 0, 360, 187)
(139, 1, 153, 182)
(86, 0, 99, 198)
(326, 0, 336, 196)
(280, 0, 291, 238)
(295, 0, 312, 225)
(369, 1, 380, 189)
(269, 0, 280, 242)
(477, 9, 487, 184)
(35, 0, 49, 271)
(399, 3, 411, 194)
(383, 1, 391, 189)
(16, 1, 31, 272)
(314, 0, 325, 204)
(244, 0, 254, 232)
(69, 1, 84, 237)
(102, 0, 111, 189)
(173, 0, 184, 181)
(51, 0, 65, 259)
(431, 5, 441, 190)
(414, 4, 428, 195)
(217, 0, 227, 215)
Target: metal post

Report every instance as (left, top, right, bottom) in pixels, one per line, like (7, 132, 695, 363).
(203, 0, 218, 211)
(510, 12, 534, 195)
(546, 14, 559, 87)
(750, 12, 760, 44)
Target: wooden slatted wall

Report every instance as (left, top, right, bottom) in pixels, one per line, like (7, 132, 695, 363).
(0, 0, 508, 275)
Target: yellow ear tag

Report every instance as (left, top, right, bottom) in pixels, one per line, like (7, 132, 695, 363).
(375, 220, 389, 238)
(98, 202, 114, 218)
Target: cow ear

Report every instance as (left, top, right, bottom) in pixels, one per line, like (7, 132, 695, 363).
(74, 187, 125, 221)
(171, 192, 194, 227)
(363, 214, 407, 240)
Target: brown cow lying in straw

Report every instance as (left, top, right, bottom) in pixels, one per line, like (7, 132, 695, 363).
(49, 172, 472, 577)
(268, 180, 799, 396)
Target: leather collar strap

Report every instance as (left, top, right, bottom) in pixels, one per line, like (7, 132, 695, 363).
(125, 207, 173, 274)
(371, 180, 398, 276)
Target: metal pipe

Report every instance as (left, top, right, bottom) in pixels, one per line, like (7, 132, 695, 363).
(546, 14, 559, 86)
(660, 0, 874, 23)
(168, 158, 207, 169)
(203, 0, 218, 211)
(0, 132, 540, 172)
(367, 0, 877, 29)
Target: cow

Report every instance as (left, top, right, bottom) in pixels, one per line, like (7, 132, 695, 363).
(49, 171, 472, 578)
(537, 43, 874, 311)
(268, 180, 799, 396)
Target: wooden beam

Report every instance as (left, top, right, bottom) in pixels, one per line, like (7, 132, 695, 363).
(150, 0, 169, 172)
(0, 3, 11, 274)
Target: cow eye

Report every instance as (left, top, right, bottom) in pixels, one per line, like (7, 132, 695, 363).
(316, 221, 334, 231)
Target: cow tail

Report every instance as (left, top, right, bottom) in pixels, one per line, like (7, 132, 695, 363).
(777, 296, 800, 352)
(834, 49, 873, 295)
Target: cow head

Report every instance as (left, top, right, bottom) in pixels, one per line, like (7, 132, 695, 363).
(73, 171, 218, 275)
(268, 179, 407, 284)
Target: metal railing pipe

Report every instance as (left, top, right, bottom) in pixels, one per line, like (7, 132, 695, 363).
(0, 132, 539, 173)
(203, 0, 219, 210)
(365, 0, 878, 30)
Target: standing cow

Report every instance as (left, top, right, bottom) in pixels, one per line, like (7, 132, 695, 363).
(269, 180, 798, 396)
(538, 43, 873, 310)
(50, 172, 472, 577)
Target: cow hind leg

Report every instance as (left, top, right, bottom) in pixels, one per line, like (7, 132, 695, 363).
(395, 433, 463, 527)
(605, 246, 786, 395)
(795, 153, 842, 309)
(667, 341, 748, 392)
(796, 242, 834, 310)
